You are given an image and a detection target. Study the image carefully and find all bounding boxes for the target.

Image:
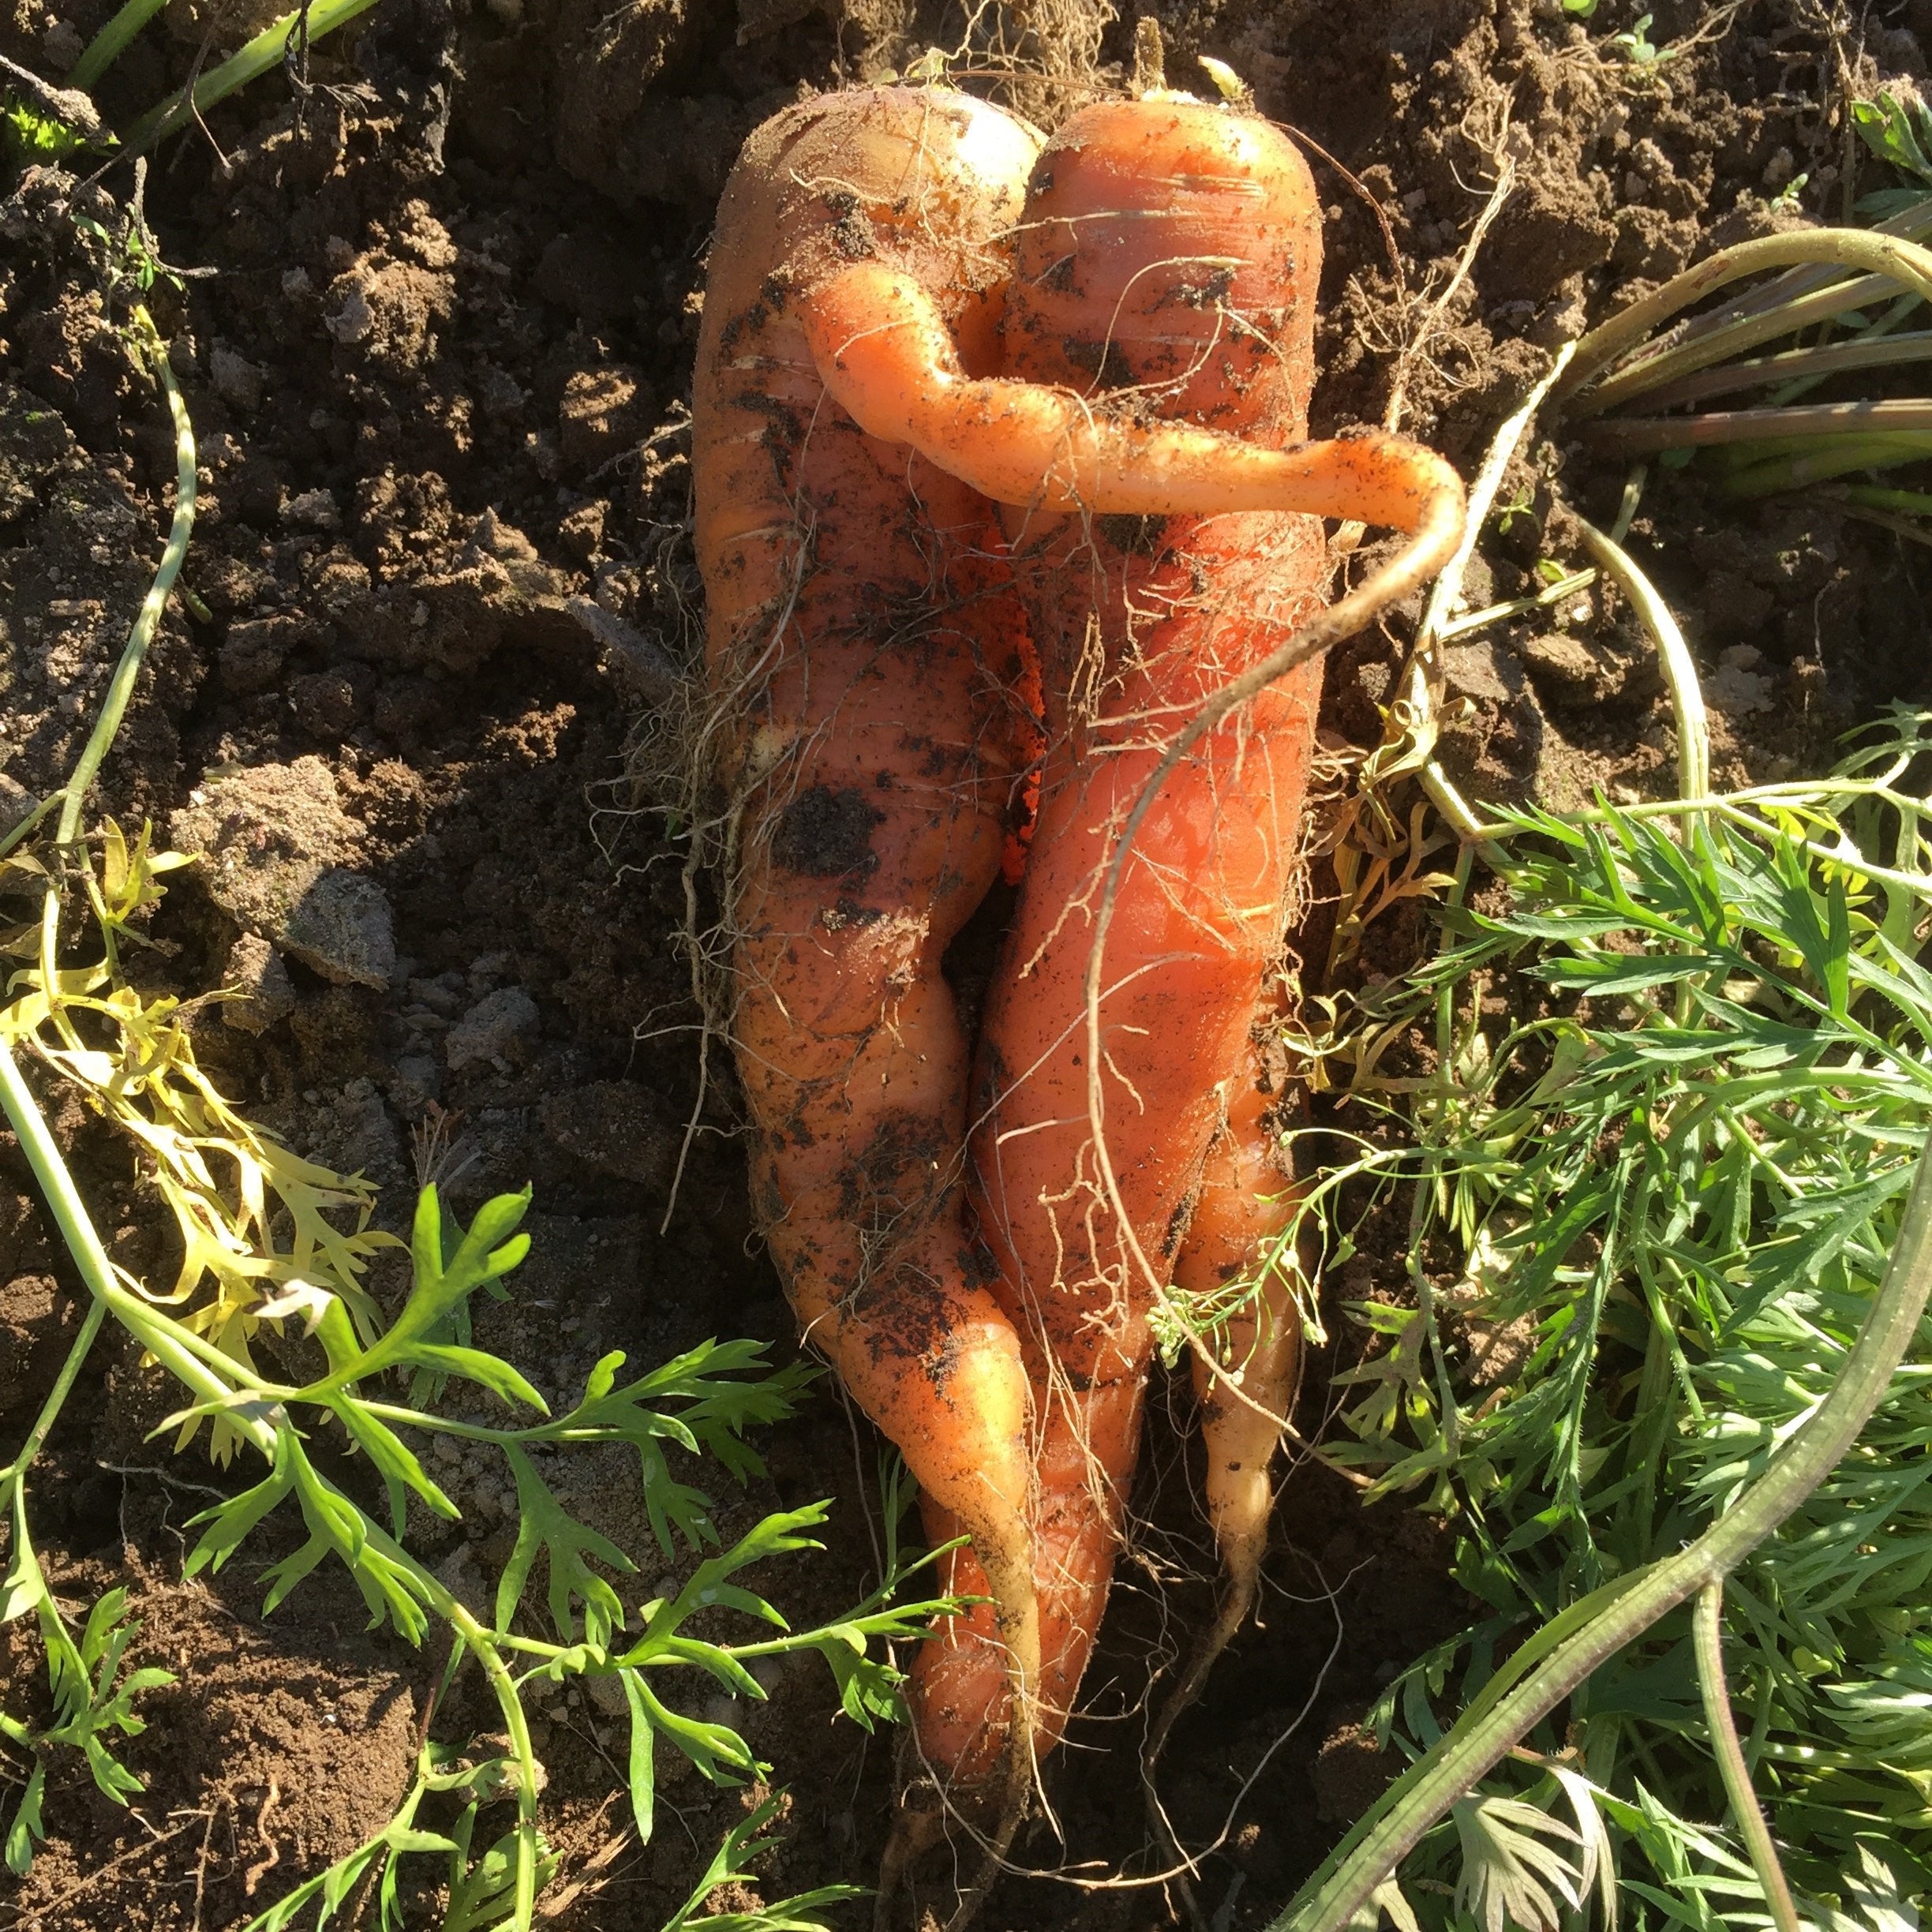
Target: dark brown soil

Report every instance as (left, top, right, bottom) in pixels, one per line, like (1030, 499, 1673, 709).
(1, 1, 1926, 1926)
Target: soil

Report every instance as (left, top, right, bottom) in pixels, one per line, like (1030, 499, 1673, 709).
(0, 0, 1927, 1927)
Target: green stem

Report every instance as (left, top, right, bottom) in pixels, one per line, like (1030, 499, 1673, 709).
(446, 1600, 543, 1923)
(1582, 396, 1932, 456)
(1624, 324, 1932, 412)
(1271, 1135, 1932, 1932)
(0, 1041, 266, 1451)
(122, 0, 381, 151)
(1669, 199, 1932, 344)
(55, 309, 193, 851)
(1844, 483, 1932, 515)
(0, 1301, 106, 1493)
(0, 1044, 547, 1918)
(67, 0, 168, 90)
(1693, 1582, 1803, 1932)
(0, 794, 57, 864)
(1724, 432, 1932, 496)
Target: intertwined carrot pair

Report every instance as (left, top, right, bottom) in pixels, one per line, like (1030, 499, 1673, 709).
(691, 77, 1464, 1852)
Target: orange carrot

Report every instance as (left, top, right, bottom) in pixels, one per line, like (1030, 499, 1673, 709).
(801, 91, 1462, 1793)
(700, 81, 1463, 1829)
(692, 85, 1047, 1806)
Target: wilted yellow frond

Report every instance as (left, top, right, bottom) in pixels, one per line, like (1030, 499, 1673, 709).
(6, 818, 401, 1460)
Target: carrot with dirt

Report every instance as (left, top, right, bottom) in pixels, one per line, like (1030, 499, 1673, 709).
(691, 84, 1049, 1810)
(801, 83, 1463, 1799)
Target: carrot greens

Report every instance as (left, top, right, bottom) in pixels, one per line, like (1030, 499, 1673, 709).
(1282, 715, 1932, 1927)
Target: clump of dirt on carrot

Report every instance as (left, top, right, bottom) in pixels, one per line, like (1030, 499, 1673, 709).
(691, 72, 1466, 1842)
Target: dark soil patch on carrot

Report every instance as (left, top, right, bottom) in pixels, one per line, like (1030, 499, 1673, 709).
(1, 1, 1927, 1926)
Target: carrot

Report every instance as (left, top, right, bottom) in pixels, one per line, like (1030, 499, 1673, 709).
(801, 88, 1463, 1797)
(691, 84, 1049, 1813)
(698, 80, 1463, 1844)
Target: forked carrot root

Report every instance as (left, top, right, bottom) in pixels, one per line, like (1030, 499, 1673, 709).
(1162, 1042, 1305, 1747)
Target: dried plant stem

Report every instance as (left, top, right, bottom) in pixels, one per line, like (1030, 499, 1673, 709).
(1572, 516, 1709, 813)
(1410, 343, 1577, 846)
(56, 308, 194, 850)
(1581, 395, 1932, 455)
(1627, 324, 1932, 411)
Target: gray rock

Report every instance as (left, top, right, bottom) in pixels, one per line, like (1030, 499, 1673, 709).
(282, 869, 397, 988)
(446, 987, 540, 1072)
(1443, 638, 1520, 706)
(1521, 632, 1608, 704)
(1705, 644, 1773, 717)
(209, 345, 265, 414)
(219, 932, 296, 1033)
(170, 756, 359, 933)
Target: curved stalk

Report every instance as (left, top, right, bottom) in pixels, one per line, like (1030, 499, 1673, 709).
(122, 0, 380, 150)
(1573, 516, 1709, 815)
(56, 309, 194, 850)
(0, 1302, 106, 1491)
(1557, 230, 1932, 411)
(1694, 1582, 1802, 1932)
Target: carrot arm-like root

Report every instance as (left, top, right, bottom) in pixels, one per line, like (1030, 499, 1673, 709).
(799, 260, 1465, 544)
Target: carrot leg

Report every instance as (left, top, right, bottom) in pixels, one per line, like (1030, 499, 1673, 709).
(726, 518, 1043, 1765)
(799, 262, 1464, 564)
(1159, 1051, 1305, 1747)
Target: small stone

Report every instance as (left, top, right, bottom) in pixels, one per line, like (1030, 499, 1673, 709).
(1705, 644, 1773, 716)
(1520, 631, 1605, 702)
(0, 773, 38, 842)
(559, 499, 607, 563)
(387, 1052, 443, 1110)
(585, 1672, 627, 1717)
(220, 933, 296, 1033)
(557, 366, 649, 472)
(216, 616, 293, 695)
(170, 757, 361, 944)
(288, 671, 361, 737)
(282, 870, 397, 988)
(446, 987, 541, 1072)
(1441, 638, 1517, 706)
(283, 488, 341, 530)
(209, 345, 265, 414)
(42, 20, 85, 67)
(326, 281, 375, 345)
(435, 1544, 492, 1622)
